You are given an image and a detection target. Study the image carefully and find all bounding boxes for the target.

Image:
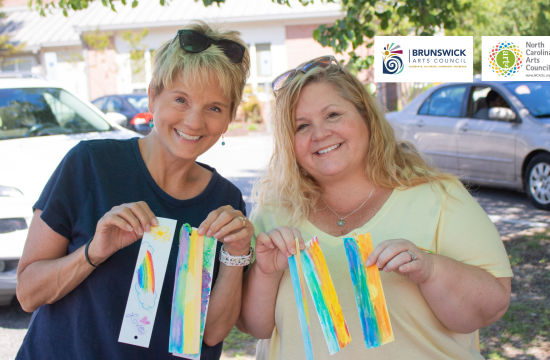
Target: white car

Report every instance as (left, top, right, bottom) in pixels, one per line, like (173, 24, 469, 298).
(0, 77, 140, 305)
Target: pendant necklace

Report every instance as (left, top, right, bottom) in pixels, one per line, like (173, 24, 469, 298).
(322, 187, 375, 226)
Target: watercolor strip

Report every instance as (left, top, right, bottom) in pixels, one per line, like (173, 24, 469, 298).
(169, 226, 217, 359)
(302, 236, 351, 355)
(288, 238, 314, 360)
(343, 233, 393, 349)
(118, 217, 177, 348)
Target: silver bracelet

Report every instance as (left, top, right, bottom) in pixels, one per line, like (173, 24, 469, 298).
(219, 245, 253, 267)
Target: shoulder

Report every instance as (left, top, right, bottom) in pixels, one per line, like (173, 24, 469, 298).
(80, 138, 136, 157)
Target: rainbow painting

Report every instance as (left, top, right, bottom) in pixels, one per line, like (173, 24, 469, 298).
(169, 225, 217, 359)
(343, 233, 393, 349)
(136, 250, 155, 294)
(288, 238, 314, 360)
(302, 237, 351, 355)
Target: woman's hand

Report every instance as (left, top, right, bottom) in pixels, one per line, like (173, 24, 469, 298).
(198, 205, 253, 256)
(255, 227, 305, 276)
(365, 239, 435, 284)
(88, 201, 158, 264)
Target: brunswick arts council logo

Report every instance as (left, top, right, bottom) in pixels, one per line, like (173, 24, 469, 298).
(382, 43, 404, 75)
(488, 41, 524, 77)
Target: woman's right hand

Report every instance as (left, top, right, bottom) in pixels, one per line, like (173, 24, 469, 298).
(88, 201, 158, 264)
(255, 227, 305, 276)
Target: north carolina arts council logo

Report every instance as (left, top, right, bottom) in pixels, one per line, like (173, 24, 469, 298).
(488, 41, 524, 77)
(382, 43, 404, 75)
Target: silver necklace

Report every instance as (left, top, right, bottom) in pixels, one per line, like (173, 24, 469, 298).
(322, 187, 375, 226)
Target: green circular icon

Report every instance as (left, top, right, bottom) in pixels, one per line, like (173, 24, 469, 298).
(496, 49, 516, 69)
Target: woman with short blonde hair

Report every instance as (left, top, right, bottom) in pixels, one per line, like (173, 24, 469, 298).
(239, 56, 512, 360)
(17, 21, 253, 360)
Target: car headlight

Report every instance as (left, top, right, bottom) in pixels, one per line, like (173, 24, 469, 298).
(0, 218, 27, 234)
(0, 186, 23, 197)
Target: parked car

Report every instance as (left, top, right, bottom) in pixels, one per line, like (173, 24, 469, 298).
(0, 77, 139, 305)
(388, 80, 550, 210)
(92, 94, 153, 134)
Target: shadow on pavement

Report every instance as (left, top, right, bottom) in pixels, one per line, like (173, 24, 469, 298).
(0, 297, 31, 330)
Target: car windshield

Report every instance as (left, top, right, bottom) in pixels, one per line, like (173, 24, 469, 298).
(504, 82, 550, 118)
(0, 87, 111, 140)
(125, 95, 149, 112)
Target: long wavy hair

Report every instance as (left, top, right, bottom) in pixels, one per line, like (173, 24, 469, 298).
(252, 61, 457, 226)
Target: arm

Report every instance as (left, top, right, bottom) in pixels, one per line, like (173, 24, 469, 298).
(237, 227, 305, 339)
(366, 239, 511, 333)
(17, 202, 158, 312)
(197, 206, 254, 346)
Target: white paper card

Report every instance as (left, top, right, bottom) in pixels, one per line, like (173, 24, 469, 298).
(118, 217, 177, 348)
(374, 36, 473, 83)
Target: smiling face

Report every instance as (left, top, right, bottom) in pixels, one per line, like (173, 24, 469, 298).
(294, 81, 370, 183)
(148, 74, 230, 161)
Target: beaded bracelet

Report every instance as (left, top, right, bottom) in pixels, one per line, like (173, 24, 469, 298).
(84, 237, 111, 268)
(219, 245, 253, 267)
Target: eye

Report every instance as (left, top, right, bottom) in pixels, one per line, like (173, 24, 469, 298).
(297, 123, 308, 131)
(176, 97, 186, 104)
(210, 106, 221, 113)
(327, 112, 340, 119)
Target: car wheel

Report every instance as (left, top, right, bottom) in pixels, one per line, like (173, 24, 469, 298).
(525, 153, 550, 210)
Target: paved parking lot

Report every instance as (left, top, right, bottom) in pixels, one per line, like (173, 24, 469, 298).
(2, 135, 549, 359)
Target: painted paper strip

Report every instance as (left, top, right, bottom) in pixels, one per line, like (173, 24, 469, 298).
(287, 238, 314, 360)
(118, 217, 177, 348)
(302, 236, 351, 354)
(169, 225, 217, 359)
(343, 233, 393, 349)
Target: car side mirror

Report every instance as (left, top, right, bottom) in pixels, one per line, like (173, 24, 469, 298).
(489, 107, 516, 122)
(105, 112, 127, 126)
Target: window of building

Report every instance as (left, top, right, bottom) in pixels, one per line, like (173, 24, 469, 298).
(255, 43, 271, 77)
(1, 57, 33, 72)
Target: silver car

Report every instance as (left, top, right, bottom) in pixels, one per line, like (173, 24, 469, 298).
(388, 80, 550, 210)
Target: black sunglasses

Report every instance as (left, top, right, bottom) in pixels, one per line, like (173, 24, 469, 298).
(169, 29, 245, 64)
(272, 55, 346, 93)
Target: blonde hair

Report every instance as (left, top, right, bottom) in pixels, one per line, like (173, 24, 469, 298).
(150, 21, 250, 121)
(253, 61, 457, 226)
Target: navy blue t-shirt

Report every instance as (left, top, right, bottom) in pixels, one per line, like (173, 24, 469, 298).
(17, 138, 246, 360)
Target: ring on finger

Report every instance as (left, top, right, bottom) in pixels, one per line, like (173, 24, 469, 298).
(237, 216, 247, 228)
(406, 250, 416, 263)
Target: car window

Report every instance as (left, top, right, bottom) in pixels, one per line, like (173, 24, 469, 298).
(0, 88, 111, 140)
(126, 95, 149, 112)
(468, 86, 511, 120)
(418, 86, 467, 117)
(105, 97, 124, 112)
(92, 97, 107, 111)
(504, 82, 550, 118)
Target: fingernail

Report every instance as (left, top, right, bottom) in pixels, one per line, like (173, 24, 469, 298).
(213, 232, 221, 238)
(198, 227, 205, 235)
(270, 243, 275, 249)
(291, 247, 296, 254)
(126, 225, 133, 231)
(225, 236, 233, 242)
(206, 230, 213, 237)
(151, 218, 159, 226)
(138, 226, 144, 235)
(300, 244, 305, 250)
(145, 224, 151, 233)
(365, 258, 372, 266)
(399, 266, 405, 272)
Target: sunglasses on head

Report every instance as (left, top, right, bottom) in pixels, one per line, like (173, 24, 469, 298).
(169, 29, 246, 64)
(271, 55, 347, 93)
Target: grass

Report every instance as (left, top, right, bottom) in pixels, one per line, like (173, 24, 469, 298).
(246, 123, 259, 131)
(228, 123, 243, 132)
(480, 230, 550, 359)
(222, 327, 258, 358)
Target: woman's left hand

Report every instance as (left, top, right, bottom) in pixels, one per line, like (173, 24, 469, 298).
(365, 239, 435, 284)
(198, 205, 253, 256)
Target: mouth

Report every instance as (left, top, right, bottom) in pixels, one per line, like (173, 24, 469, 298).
(175, 129, 202, 141)
(316, 143, 342, 155)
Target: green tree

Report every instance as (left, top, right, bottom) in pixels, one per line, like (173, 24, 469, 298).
(0, 0, 25, 63)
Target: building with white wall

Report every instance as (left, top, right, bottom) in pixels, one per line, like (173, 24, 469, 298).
(1, 0, 344, 102)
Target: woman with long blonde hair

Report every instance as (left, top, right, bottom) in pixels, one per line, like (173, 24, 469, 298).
(238, 56, 512, 359)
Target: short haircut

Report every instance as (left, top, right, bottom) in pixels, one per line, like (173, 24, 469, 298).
(150, 21, 250, 121)
(486, 90, 501, 105)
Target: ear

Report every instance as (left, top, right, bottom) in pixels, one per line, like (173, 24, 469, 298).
(222, 119, 230, 134)
(147, 84, 155, 114)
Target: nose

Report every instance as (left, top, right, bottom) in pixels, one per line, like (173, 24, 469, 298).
(183, 109, 204, 130)
(311, 122, 331, 142)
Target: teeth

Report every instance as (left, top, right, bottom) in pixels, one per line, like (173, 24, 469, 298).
(317, 143, 341, 154)
(176, 129, 201, 140)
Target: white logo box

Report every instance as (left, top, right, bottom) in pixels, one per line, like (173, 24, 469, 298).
(482, 36, 550, 81)
(374, 36, 473, 83)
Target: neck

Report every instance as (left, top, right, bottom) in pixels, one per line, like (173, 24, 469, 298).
(138, 133, 199, 193)
(318, 170, 375, 212)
